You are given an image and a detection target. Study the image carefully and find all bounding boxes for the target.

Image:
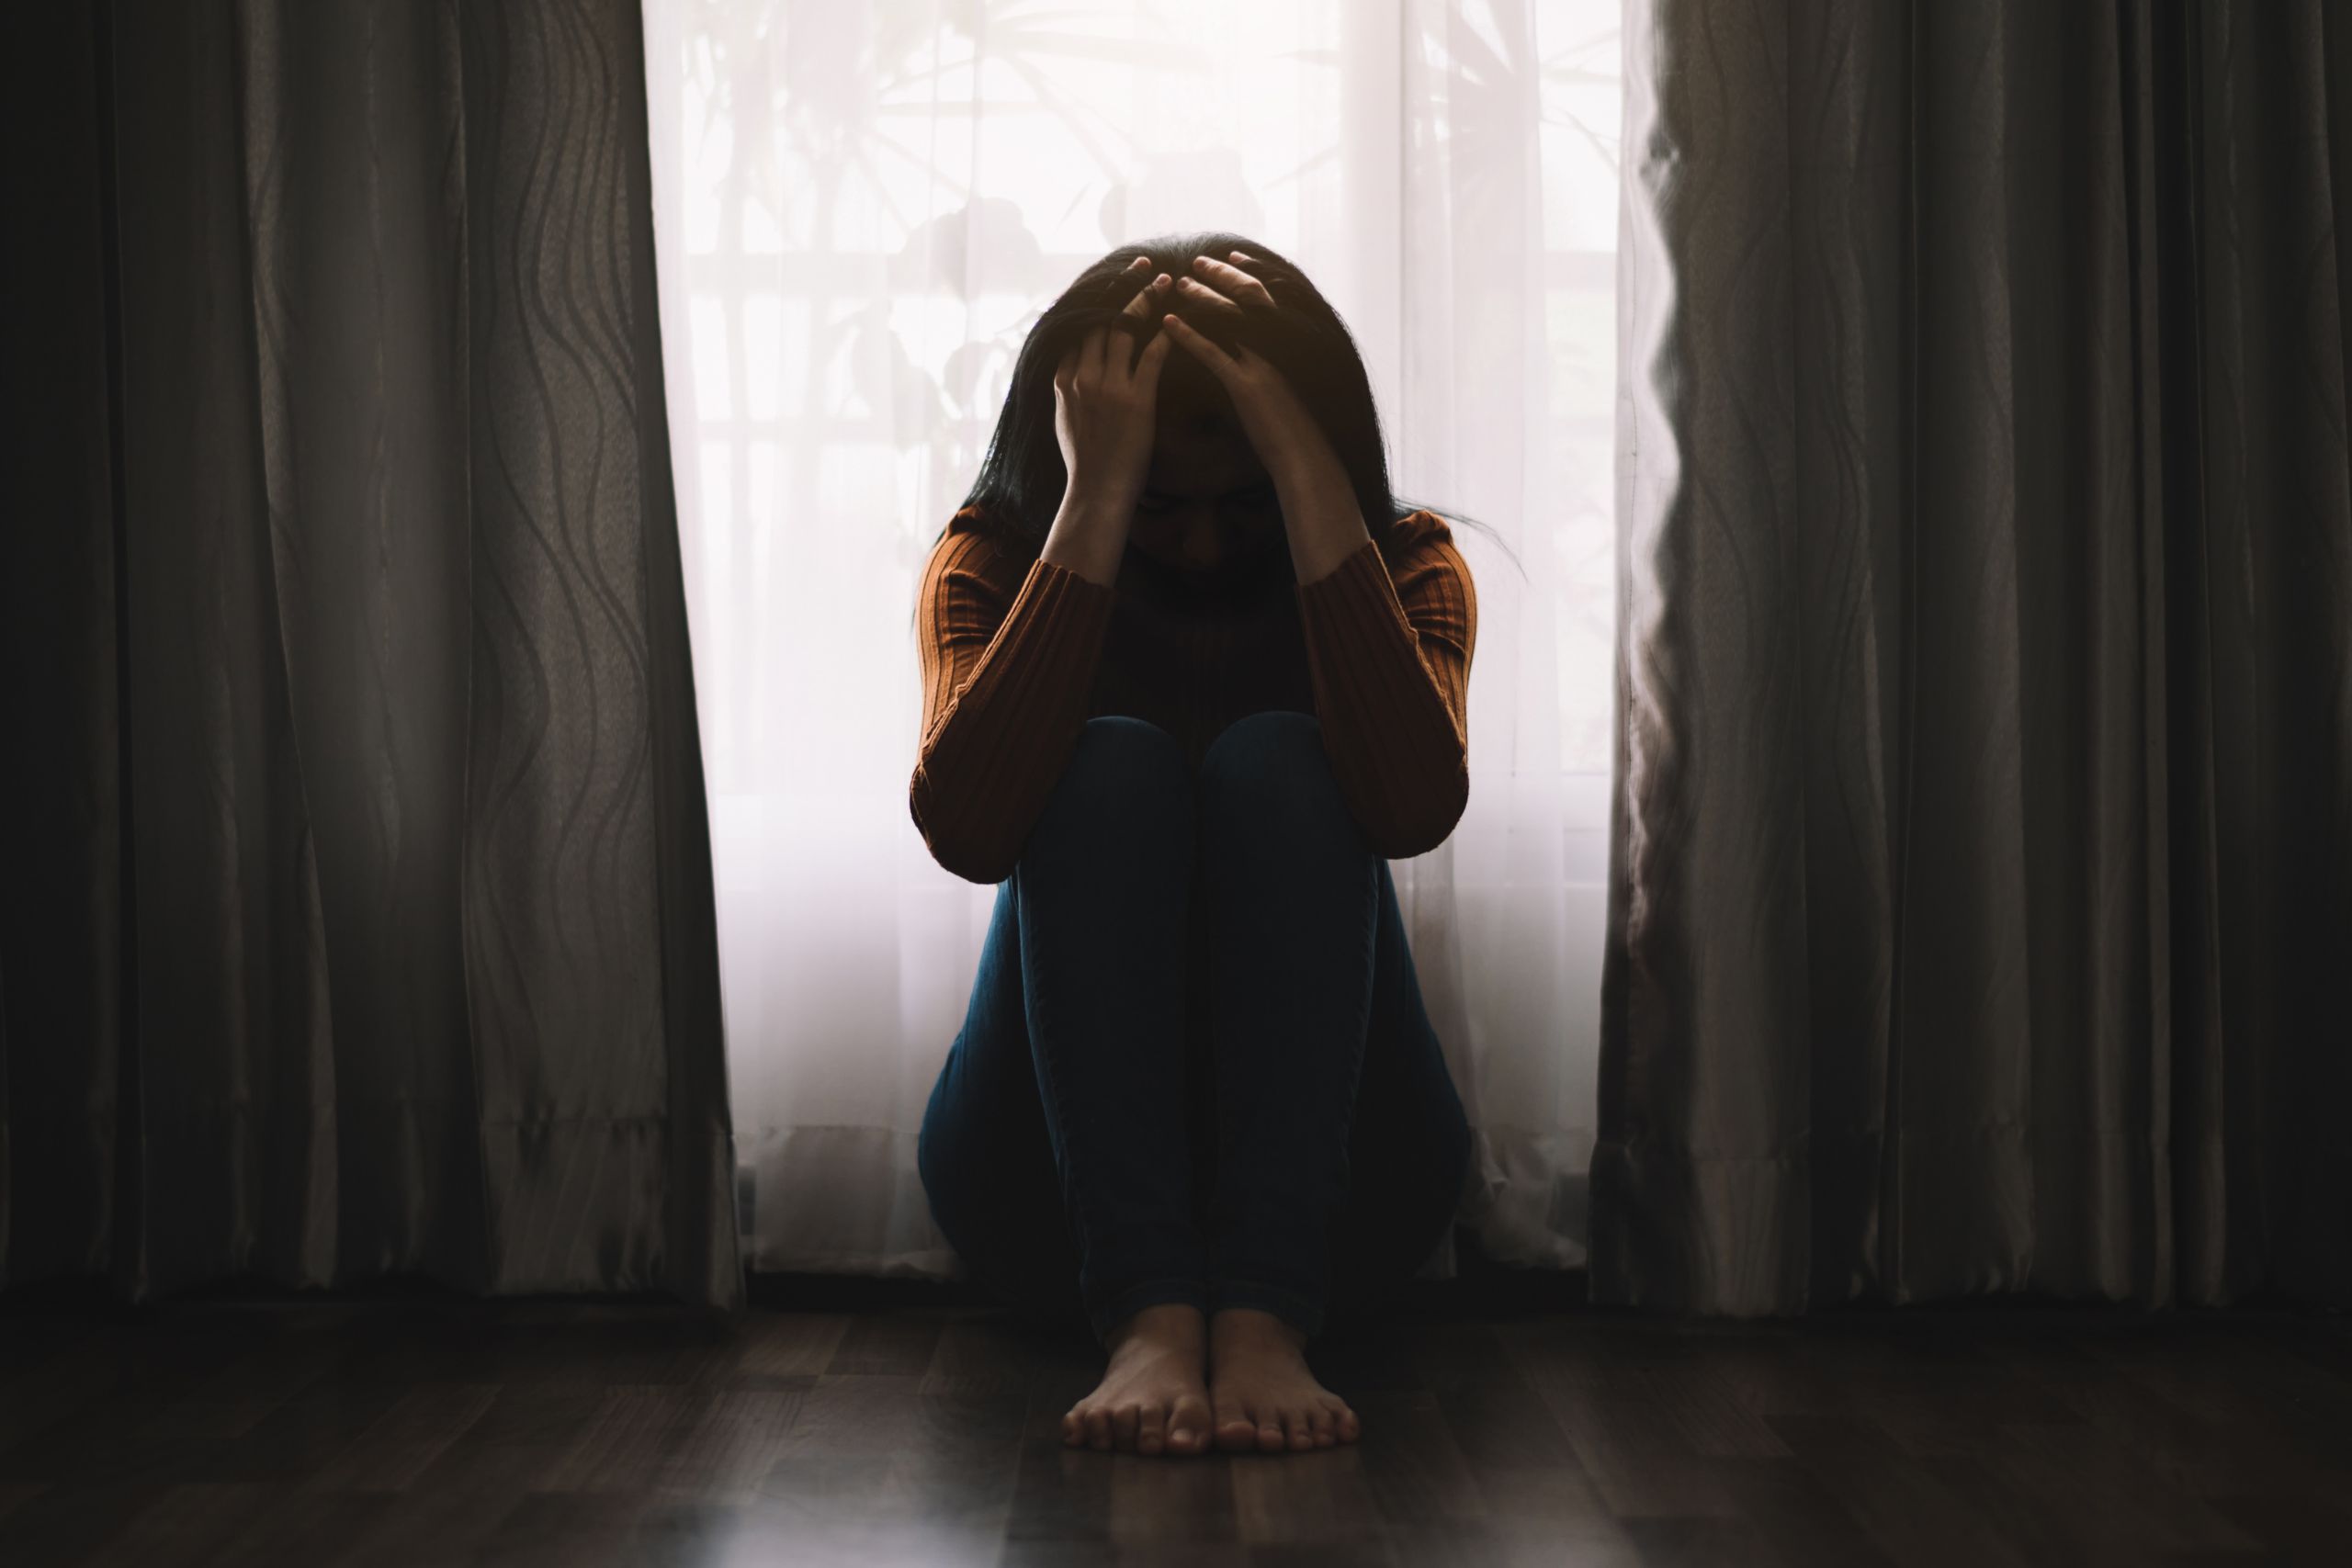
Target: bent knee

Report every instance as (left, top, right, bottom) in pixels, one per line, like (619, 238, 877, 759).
(1203, 708, 1321, 763)
(1032, 716, 1193, 837)
(1197, 709, 1352, 836)
(1064, 716, 1189, 793)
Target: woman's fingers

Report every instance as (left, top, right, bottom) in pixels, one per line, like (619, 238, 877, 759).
(1190, 253, 1276, 310)
(1170, 273, 1246, 317)
(1112, 267, 1172, 378)
(1120, 265, 1169, 321)
(1159, 310, 1238, 382)
(1115, 257, 1159, 336)
(1131, 315, 1176, 389)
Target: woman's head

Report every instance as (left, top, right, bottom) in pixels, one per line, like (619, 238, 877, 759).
(945, 231, 1510, 593)
(1118, 336, 1288, 602)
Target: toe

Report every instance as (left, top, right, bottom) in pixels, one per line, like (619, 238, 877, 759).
(1284, 1410, 1316, 1451)
(1137, 1404, 1166, 1455)
(1256, 1410, 1286, 1452)
(1333, 1403, 1361, 1443)
(1170, 1395, 1214, 1456)
(1111, 1403, 1140, 1452)
(1213, 1398, 1260, 1452)
(1308, 1409, 1335, 1448)
(1062, 1406, 1082, 1447)
(1085, 1408, 1113, 1451)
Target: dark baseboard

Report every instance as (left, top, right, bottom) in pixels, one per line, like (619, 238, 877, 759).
(745, 1229, 1590, 1321)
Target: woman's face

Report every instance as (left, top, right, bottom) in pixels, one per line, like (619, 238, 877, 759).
(1116, 378, 1290, 604)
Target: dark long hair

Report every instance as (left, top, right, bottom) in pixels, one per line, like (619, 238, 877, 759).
(921, 230, 1521, 586)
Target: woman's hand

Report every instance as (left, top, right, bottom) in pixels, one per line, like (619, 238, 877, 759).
(1159, 251, 1368, 583)
(1159, 253, 1345, 489)
(1053, 255, 1178, 516)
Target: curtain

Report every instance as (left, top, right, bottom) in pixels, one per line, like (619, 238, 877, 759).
(0, 0, 740, 1306)
(640, 0, 1622, 1278)
(1597, 0, 2352, 1313)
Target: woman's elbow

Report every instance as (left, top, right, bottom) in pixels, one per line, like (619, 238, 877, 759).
(1366, 766, 1469, 860)
(909, 775, 1019, 885)
(935, 843, 1018, 886)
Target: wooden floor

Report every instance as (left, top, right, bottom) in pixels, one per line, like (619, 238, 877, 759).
(0, 1289, 2347, 1566)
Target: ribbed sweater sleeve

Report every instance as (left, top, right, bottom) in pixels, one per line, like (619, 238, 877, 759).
(1292, 518, 1477, 858)
(910, 520, 1117, 884)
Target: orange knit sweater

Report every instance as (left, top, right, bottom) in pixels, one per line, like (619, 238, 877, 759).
(910, 504, 1476, 886)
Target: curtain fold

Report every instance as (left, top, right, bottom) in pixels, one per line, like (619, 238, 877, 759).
(1596, 0, 2352, 1313)
(0, 0, 740, 1306)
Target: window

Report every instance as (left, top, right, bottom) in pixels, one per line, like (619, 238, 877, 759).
(645, 0, 1621, 1274)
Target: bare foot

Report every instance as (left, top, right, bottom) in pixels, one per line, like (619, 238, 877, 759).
(1062, 1302, 1215, 1456)
(1207, 1306, 1361, 1453)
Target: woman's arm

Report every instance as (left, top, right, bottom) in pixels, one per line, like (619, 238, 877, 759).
(1153, 260, 1476, 857)
(1293, 512, 1477, 859)
(910, 513, 1117, 884)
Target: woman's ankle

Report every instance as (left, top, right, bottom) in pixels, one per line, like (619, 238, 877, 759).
(1108, 1300, 1207, 1355)
(1208, 1303, 1308, 1353)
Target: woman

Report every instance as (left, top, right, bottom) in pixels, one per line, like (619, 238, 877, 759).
(910, 232, 1497, 1460)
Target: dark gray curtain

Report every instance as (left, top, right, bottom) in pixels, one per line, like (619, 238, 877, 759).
(1596, 0, 2351, 1313)
(0, 1, 741, 1305)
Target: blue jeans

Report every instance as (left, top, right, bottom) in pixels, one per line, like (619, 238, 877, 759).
(917, 711, 1473, 1347)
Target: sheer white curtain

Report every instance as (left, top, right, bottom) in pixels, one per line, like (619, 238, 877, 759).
(639, 0, 1620, 1278)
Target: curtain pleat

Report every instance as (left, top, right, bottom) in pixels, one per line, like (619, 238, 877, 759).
(1597, 0, 2352, 1314)
(0, 0, 740, 1306)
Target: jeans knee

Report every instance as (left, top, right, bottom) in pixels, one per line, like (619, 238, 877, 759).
(1030, 716, 1192, 852)
(1197, 709, 1353, 845)
(1204, 707, 1320, 761)
(1068, 716, 1188, 795)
